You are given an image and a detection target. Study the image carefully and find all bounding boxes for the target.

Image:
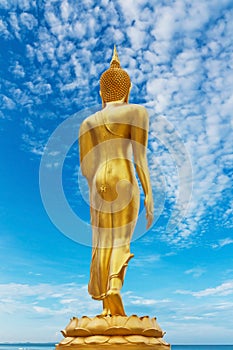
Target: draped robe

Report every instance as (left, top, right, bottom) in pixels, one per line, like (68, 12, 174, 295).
(79, 103, 149, 300)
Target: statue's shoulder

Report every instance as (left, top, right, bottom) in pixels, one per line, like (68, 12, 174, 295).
(126, 103, 148, 117)
(80, 112, 100, 132)
(125, 104, 149, 127)
(127, 103, 147, 112)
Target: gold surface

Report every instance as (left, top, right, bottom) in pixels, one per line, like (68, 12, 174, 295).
(56, 316, 170, 349)
(110, 45, 120, 66)
(61, 315, 164, 337)
(79, 102, 153, 316)
(78, 46, 154, 317)
(57, 344, 170, 350)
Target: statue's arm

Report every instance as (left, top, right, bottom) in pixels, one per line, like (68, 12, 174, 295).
(79, 124, 87, 178)
(79, 121, 94, 182)
(131, 108, 154, 229)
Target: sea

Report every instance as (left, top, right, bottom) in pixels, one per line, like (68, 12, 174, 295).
(0, 345, 233, 350)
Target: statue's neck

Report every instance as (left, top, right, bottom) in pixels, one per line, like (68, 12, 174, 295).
(105, 100, 127, 108)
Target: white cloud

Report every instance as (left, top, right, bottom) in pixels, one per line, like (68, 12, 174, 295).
(0, 282, 173, 320)
(133, 254, 161, 267)
(20, 12, 38, 30)
(127, 25, 146, 51)
(212, 238, 233, 249)
(4, 0, 32, 11)
(9, 86, 33, 108)
(0, 18, 11, 38)
(117, 0, 140, 26)
(9, 12, 21, 39)
(26, 43, 35, 60)
(130, 298, 157, 306)
(127, 293, 170, 306)
(61, 81, 79, 91)
(183, 316, 203, 320)
(25, 80, 52, 96)
(0, 282, 99, 316)
(0, 0, 9, 9)
(152, 6, 177, 41)
(60, 0, 70, 22)
(72, 21, 86, 39)
(56, 40, 75, 60)
(0, 94, 16, 110)
(0, 282, 100, 342)
(21, 134, 46, 156)
(0, 111, 5, 119)
(176, 281, 233, 297)
(45, 10, 64, 38)
(185, 268, 205, 278)
(10, 61, 25, 78)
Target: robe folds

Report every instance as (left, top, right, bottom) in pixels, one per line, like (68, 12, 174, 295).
(79, 103, 149, 301)
(88, 182, 139, 300)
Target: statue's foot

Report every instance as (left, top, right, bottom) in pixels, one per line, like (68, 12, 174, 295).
(106, 289, 126, 316)
(98, 308, 111, 317)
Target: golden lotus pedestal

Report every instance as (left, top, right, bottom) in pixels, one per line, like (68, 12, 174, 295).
(56, 315, 170, 350)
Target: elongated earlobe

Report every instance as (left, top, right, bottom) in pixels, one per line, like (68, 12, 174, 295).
(125, 84, 132, 103)
(100, 90, 105, 108)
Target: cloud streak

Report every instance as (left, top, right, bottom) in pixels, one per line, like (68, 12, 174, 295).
(0, 282, 99, 317)
(176, 280, 233, 297)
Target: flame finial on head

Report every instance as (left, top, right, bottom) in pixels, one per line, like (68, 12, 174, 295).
(110, 45, 120, 67)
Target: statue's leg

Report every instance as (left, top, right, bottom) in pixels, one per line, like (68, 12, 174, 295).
(101, 297, 111, 317)
(107, 276, 126, 316)
(89, 198, 113, 313)
(106, 185, 139, 316)
(96, 200, 115, 316)
(90, 178, 139, 316)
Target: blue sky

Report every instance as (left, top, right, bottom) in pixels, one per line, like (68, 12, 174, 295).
(0, 0, 233, 345)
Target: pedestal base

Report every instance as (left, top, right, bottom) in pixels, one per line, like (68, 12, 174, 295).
(56, 315, 170, 349)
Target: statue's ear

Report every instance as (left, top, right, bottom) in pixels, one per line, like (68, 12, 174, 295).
(125, 84, 132, 103)
(99, 90, 105, 108)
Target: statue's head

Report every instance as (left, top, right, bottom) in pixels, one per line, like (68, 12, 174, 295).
(100, 46, 131, 106)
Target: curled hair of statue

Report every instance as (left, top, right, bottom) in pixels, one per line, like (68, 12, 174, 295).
(100, 45, 131, 103)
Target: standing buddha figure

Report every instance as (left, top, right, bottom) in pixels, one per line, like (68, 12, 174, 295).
(79, 46, 154, 317)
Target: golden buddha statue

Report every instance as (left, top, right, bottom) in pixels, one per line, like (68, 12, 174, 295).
(79, 46, 154, 317)
(56, 46, 170, 350)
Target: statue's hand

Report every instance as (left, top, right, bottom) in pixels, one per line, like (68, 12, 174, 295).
(144, 195, 154, 229)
